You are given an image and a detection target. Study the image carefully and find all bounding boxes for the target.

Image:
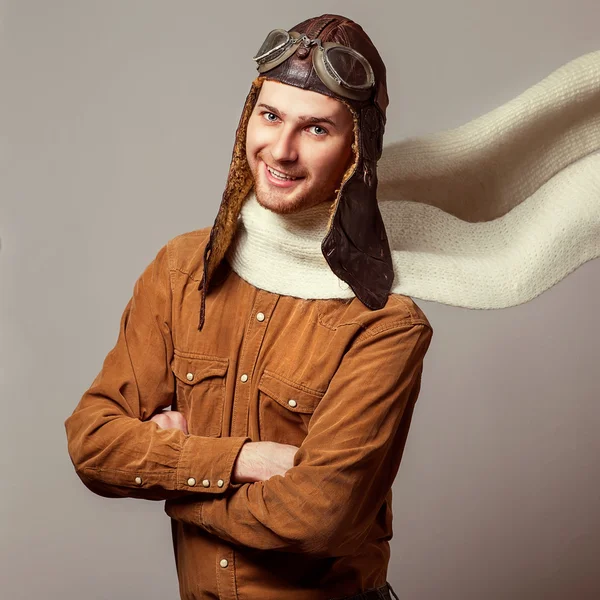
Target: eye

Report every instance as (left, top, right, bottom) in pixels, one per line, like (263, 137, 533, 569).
(308, 125, 328, 136)
(262, 112, 280, 123)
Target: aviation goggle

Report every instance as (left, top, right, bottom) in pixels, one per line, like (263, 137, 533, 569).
(253, 29, 375, 102)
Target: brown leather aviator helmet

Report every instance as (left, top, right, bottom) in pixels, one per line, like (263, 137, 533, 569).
(198, 14, 393, 329)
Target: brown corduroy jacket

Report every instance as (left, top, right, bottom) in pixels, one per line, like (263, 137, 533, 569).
(64, 227, 433, 600)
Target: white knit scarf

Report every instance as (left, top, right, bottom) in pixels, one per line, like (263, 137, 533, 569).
(227, 51, 600, 309)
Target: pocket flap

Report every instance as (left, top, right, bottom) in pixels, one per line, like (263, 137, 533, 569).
(258, 370, 324, 414)
(171, 353, 229, 385)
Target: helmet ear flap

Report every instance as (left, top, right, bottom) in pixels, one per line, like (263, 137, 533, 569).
(320, 101, 392, 311)
(322, 187, 394, 311)
(199, 78, 263, 329)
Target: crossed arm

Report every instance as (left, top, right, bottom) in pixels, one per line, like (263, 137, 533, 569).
(150, 410, 298, 484)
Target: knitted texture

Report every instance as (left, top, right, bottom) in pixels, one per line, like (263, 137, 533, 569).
(227, 51, 600, 309)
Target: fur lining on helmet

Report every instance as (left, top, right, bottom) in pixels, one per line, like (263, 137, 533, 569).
(205, 77, 263, 285)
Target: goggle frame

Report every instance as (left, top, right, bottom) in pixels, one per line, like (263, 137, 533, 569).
(253, 29, 375, 102)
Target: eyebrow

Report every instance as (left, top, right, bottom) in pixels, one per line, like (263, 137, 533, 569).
(257, 103, 339, 130)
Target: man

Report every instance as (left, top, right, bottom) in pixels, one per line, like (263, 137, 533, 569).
(65, 13, 430, 600)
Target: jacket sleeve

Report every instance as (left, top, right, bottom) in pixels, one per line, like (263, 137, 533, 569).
(64, 243, 250, 501)
(165, 319, 433, 555)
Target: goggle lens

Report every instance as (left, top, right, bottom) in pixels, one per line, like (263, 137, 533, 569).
(254, 29, 291, 63)
(325, 46, 373, 89)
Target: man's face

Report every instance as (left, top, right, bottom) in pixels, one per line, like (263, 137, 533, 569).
(245, 80, 355, 214)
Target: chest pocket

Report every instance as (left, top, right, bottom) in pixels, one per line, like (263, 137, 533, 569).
(171, 353, 229, 438)
(258, 370, 325, 447)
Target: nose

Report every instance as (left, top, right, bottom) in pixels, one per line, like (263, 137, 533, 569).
(270, 125, 298, 163)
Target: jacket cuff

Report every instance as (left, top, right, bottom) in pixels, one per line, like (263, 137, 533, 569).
(176, 435, 251, 494)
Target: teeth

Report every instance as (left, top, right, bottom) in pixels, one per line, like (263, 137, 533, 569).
(268, 166, 297, 181)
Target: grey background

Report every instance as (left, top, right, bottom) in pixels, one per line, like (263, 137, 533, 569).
(1, 1, 599, 598)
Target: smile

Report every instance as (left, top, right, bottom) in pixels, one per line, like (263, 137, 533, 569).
(263, 162, 304, 188)
(267, 165, 299, 181)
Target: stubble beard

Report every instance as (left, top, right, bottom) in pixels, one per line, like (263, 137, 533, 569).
(251, 163, 333, 215)
(252, 164, 343, 216)
(255, 182, 322, 215)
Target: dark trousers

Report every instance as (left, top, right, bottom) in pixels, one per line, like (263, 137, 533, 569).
(330, 582, 400, 600)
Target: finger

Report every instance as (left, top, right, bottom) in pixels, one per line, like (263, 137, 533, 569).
(165, 412, 188, 434)
(150, 414, 167, 429)
(179, 415, 189, 435)
(173, 413, 188, 435)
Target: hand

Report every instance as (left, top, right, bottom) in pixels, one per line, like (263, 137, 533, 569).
(233, 441, 299, 484)
(149, 410, 189, 435)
